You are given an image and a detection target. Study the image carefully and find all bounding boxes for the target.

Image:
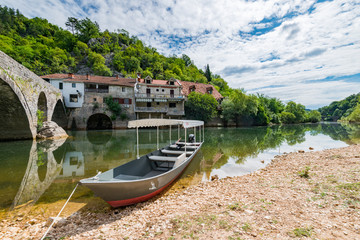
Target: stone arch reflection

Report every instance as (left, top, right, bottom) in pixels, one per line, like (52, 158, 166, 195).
(11, 139, 66, 209)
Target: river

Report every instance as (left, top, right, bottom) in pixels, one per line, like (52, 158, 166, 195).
(0, 122, 359, 211)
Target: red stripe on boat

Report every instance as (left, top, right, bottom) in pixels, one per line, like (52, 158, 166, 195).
(107, 177, 175, 207)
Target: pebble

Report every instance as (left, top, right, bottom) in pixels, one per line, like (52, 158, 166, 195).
(245, 210, 254, 214)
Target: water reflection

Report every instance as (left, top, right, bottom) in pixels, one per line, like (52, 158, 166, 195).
(0, 123, 359, 210)
(11, 139, 66, 209)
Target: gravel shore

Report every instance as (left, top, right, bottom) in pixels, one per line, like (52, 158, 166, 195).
(1, 144, 359, 239)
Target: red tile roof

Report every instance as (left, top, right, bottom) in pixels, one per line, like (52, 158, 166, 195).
(41, 74, 136, 87)
(179, 80, 223, 100)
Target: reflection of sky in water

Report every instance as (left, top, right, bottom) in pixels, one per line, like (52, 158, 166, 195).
(210, 133, 349, 179)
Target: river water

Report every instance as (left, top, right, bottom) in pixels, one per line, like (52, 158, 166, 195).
(0, 123, 359, 210)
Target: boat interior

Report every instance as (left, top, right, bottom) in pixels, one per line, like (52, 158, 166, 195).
(94, 142, 202, 182)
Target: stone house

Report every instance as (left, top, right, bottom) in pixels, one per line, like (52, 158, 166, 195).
(41, 73, 224, 129)
(134, 75, 185, 119)
(42, 73, 136, 130)
(179, 80, 223, 103)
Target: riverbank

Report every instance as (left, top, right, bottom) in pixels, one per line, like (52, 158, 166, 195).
(1, 144, 360, 239)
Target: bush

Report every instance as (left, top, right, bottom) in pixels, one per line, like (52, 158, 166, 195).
(307, 110, 321, 123)
(36, 109, 45, 130)
(280, 112, 296, 124)
(185, 92, 218, 123)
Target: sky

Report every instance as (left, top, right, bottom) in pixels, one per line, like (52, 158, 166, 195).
(2, 0, 360, 109)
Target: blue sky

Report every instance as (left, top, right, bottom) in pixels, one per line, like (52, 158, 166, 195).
(2, 0, 360, 109)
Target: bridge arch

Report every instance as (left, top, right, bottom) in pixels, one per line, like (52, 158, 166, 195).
(37, 91, 48, 122)
(87, 113, 113, 130)
(0, 50, 66, 140)
(0, 78, 32, 140)
(51, 99, 67, 129)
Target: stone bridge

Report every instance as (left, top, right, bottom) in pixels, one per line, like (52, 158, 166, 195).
(0, 50, 67, 141)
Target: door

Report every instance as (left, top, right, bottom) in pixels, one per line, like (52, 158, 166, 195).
(170, 90, 174, 98)
(146, 88, 151, 97)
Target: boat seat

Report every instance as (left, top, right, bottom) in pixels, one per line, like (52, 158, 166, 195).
(177, 142, 201, 146)
(148, 155, 178, 162)
(161, 149, 193, 155)
(170, 144, 198, 150)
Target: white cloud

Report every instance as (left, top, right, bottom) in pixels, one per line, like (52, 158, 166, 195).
(2, 0, 360, 108)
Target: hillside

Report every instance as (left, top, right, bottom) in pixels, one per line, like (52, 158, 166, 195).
(0, 6, 230, 95)
(0, 5, 326, 126)
(318, 93, 360, 121)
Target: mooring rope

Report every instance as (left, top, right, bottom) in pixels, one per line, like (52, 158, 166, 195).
(40, 183, 79, 240)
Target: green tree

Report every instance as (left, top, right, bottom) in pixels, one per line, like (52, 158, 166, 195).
(204, 64, 212, 82)
(344, 103, 360, 122)
(285, 101, 306, 123)
(88, 51, 112, 76)
(221, 89, 259, 126)
(307, 110, 321, 123)
(185, 92, 218, 123)
(280, 112, 296, 124)
(65, 17, 78, 35)
(76, 17, 100, 43)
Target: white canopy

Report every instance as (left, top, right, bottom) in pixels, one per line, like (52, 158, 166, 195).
(128, 119, 204, 129)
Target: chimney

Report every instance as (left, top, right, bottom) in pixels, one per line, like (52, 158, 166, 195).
(86, 73, 90, 80)
(116, 74, 119, 79)
(68, 73, 74, 79)
(137, 72, 141, 82)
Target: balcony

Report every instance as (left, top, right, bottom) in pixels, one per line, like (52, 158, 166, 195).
(167, 109, 185, 116)
(135, 93, 184, 100)
(85, 88, 109, 93)
(135, 107, 168, 113)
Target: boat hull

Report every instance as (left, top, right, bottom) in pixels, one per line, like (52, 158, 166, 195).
(80, 143, 202, 207)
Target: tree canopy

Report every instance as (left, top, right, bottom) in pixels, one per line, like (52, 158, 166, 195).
(185, 92, 218, 123)
(318, 93, 360, 121)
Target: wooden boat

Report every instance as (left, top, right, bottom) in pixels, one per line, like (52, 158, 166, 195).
(80, 119, 204, 207)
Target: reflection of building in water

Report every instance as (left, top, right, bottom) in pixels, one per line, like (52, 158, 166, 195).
(11, 139, 66, 209)
(58, 152, 84, 177)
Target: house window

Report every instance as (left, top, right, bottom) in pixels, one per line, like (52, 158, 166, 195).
(147, 102, 152, 108)
(162, 89, 165, 92)
(169, 103, 176, 108)
(169, 81, 174, 85)
(146, 79, 151, 84)
(59, 82, 63, 90)
(72, 83, 76, 88)
(156, 102, 160, 105)
(156, 89, 159, 92)
(70, 156, 78, 165)
(93, 98, 97, 102)
(70, 94, 78, 102)
(124, 98, 130, 104)
(122, 87, 126, 92)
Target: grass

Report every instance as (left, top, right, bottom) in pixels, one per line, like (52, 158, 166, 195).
(228, 202, 243, 211)
(298, 166, 310, 178)
(241, 223, 252, 232)
(289, 227, 313, 237)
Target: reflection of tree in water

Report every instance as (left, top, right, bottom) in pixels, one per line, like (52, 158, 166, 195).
(201, 123, 360, 173)
(339, 123, 360, 144)
(319, 123, 360, 144)
(201, 124, 326, 170)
